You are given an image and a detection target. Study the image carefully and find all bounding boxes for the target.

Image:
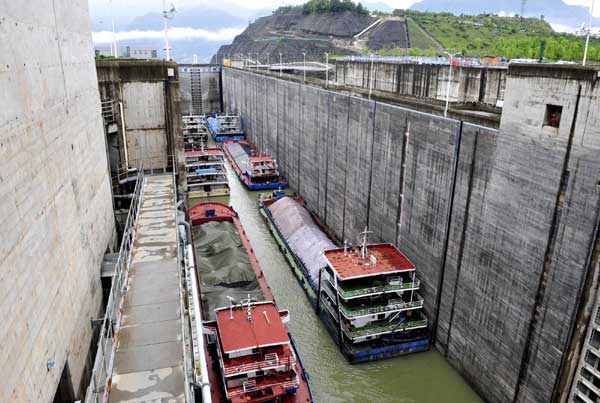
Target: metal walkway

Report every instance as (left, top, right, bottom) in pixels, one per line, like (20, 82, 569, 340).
(109, 174, 185, 403)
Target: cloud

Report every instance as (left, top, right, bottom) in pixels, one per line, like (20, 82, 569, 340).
(550, 23, 578, 33)
(92, 26, 245, 43)
(563, 0, 600, 17)
(497, 10, 516, 17)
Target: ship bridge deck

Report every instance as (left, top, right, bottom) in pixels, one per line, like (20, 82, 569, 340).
(109, 175, 186, 403)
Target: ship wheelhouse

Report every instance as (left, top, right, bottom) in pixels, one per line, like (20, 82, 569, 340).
(214, 301, 300, 403)
(318, 241, 428, 346)
(185, 149, 230, 198)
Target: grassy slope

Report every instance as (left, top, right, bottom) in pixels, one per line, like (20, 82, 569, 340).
(406, 18, 439, 50)
(383, 10, 600, 61)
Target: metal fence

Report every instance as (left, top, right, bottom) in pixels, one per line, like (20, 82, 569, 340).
(84, 161, 145, 403)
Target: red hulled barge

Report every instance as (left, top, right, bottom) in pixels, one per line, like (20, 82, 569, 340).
(190, 202, 313, 403)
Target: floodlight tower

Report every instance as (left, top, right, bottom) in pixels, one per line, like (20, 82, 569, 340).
(163, 1, 177, 61)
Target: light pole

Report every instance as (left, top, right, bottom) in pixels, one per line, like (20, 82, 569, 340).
(302, 52, 306, 82)
(583, 0, 596, 66)
(279, 52, 283, 77)
(109, 0, 118, 58)
(444, 52, 461, 118)
(325, 52, 329, 88)
(162, 1, 177, 61)
(368, 53, 374, 99)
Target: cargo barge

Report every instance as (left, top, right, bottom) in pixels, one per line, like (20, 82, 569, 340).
(207, 113, 245, 142)
(183, 114, 209, 150)
(259, 195, 430, 364)
(223, 140, 288, 190)
(190, 202, 313, 403)
(185, 148, 230, 200)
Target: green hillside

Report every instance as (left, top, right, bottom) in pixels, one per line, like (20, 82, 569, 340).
(373, 10, 600, 62)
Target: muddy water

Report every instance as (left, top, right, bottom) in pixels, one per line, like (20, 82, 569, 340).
(193, 139, 482, 403)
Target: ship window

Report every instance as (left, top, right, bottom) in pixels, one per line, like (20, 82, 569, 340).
(543, 104, 562, 128)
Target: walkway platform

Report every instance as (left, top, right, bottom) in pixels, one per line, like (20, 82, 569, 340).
(109, 175, 185, 403)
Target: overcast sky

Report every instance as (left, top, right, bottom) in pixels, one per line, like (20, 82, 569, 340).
(88, 0, 600, 17)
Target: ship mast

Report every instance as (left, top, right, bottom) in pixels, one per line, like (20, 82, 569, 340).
(359, 227, 372, 259)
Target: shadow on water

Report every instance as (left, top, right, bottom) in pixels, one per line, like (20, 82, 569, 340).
(196, 138, 483, 403)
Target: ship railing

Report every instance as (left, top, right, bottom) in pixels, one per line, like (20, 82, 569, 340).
(173, 151, 196, 403)
(230, 379, 299, 397)
(344, 318, 429, 340)
(340, 294, 425, 319)
(223, 353, 296, 376)
(83, 161, 145, 403)
(337, 279, 422, 299)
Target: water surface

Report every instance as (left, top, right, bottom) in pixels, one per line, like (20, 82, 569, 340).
(195, 139, 482, 403)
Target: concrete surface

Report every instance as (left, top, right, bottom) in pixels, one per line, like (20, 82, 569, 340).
(335, 61, 506, 108)
(179, 64, 222, 115)
(0, 1, 116, 401)
(96, 60, 182, 172)
(221, 66, 600, 403)
(109, 175, 185, 403)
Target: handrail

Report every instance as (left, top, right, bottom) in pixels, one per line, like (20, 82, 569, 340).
(230, 379, 299, 397)
(333, 277, 421, 299)
(340, 297, 424, 319)
(223, 354, 295, 376)
(84, 153, 182, 403)
(111, 155, 176, 185)
(83, 161, 145, 403)
(344, 318, 428, 339)
(175, 156, 196, 403)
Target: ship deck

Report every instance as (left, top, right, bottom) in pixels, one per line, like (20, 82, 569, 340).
(109, 175, 185, 403)
(323, 244, 416, 280)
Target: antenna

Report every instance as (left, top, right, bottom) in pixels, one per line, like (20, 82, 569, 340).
(263, 310, 271, 325)
(359, 227, 373, 259)
(520, 0, 527, 18)
(226, 295, 237, 319)
(240, 294, 253, 322)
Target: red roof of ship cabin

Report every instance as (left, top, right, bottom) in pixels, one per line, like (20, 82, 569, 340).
(323, 243, 415, 280)
(185, 149, 223, 157)
(216, 303, 290, 354)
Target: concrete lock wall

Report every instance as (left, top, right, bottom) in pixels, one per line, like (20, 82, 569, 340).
(179, 64, 222, 115)
(222, 66, 600, 403)
(96, 60, 182, 171)
(0, 2, 116, 402)
(335, 61, 507, 108)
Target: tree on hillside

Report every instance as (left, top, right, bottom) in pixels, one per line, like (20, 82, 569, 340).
(302, 0, 368, 15)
